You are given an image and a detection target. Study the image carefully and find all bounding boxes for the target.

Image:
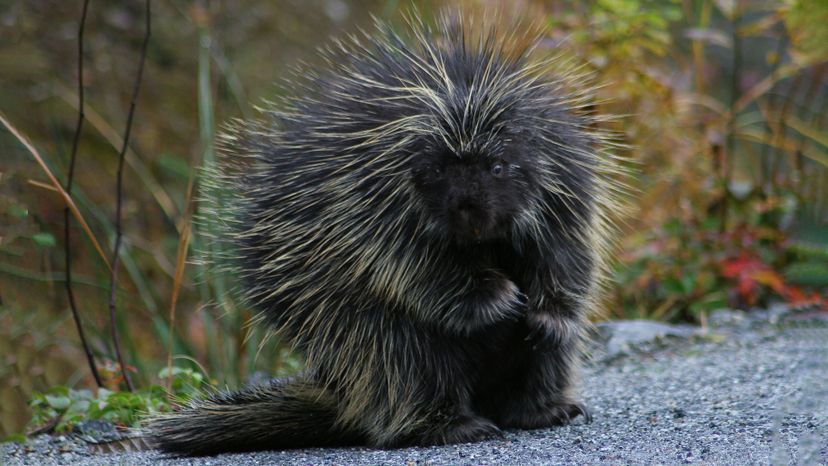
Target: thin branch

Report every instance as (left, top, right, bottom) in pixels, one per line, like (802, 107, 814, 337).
(109, 0, 151, 392)
(65, 0, 103, 389)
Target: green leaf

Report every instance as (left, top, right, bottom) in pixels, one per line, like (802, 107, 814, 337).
(784, 262, 828, 288)
(689, 291, 728, 315)
(31, 232, 56, 248)
(680, 275, 696, 294)
(44, 395, 71, 411)
(66, 399, 90, 415)
(8, 204, 28, 218)
(97, 388, 113, 400)
(663, 277, 686, 294)
(157, 153, 193, 179)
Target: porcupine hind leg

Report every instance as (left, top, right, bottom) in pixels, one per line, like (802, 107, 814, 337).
(324, 310, 502, 448)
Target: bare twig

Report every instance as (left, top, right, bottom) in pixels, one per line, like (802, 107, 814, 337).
(27, 179, 58, 191)
(108, 0, 151, 392)
(65, 0, 104, 389)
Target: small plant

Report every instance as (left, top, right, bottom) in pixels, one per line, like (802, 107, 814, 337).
(613, 212, 828, 322)
(24, 367, 210, 436)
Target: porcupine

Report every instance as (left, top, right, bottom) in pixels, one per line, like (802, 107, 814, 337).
(147, 12, 627, 456)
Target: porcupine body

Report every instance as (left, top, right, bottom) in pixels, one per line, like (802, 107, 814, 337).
(147, 13, 626, 456)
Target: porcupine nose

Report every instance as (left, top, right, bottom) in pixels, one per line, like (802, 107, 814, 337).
(454, 197, 484, 238)
(457, 198, 475, 214)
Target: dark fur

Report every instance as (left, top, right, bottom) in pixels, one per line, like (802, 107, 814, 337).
(146, 14, 620, 456)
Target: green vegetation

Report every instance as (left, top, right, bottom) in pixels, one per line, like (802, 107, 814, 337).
(0, 0, 825, 439)
(544, 0, 828, 320)
(22, 367, 207, 440)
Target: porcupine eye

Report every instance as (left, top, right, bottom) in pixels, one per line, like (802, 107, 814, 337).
(490, 162, 504, 177)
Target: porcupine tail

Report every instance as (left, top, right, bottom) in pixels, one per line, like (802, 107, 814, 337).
(145, 377, 361, 456)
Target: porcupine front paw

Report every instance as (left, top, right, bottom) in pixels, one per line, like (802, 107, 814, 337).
(496, 399, 592, 429)
(452, 271, 527, 334)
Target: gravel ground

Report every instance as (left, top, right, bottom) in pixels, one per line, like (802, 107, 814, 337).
(3, 307, 827, 465)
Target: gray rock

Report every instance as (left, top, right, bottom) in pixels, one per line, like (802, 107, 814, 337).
(594, 319, 701, 360)
(74, 421, 120, 444)
(708, 308, 749, 328)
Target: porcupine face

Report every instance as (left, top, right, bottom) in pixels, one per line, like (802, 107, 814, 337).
(410, 137, 537, 244)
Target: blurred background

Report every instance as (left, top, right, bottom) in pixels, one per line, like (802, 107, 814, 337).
(1, 0, 826, 438)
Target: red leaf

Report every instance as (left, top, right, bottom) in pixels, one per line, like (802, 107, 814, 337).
(751, 270, 786, 295)
(720, 254, 775, 304)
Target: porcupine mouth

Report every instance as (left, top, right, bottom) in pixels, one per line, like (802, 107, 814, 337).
(448, 208, 491, 243)
(449, 214, 510, 245)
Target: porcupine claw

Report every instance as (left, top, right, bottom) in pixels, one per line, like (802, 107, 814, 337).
(571, 402, 593, 423)
(549, 400, 593, 425)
